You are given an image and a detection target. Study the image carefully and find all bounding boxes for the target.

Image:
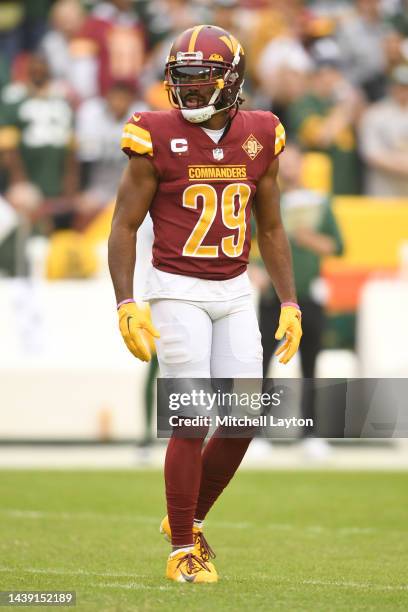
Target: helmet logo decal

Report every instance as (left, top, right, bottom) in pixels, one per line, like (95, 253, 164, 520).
(188, 25, 206, 52)
(242, 134, 263, 160)
(219, 34, 244, 56)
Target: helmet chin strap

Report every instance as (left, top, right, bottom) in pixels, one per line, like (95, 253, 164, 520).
(181, 104, 217, 123)
(177, 86, 222, 124)
(177, 79, 244, 124)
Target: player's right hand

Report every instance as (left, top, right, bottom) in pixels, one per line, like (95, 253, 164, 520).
(118, 301, 160, 362)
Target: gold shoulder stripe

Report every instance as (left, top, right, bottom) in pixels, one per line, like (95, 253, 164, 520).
(188, 25, 205, 52)
(121, 132, 153, 156)
(275, 122, 286, 155)
(275, 122, 285, 139)
(124, 122, 152, 143)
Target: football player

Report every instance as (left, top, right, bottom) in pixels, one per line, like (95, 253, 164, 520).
(108, 25, 302, 583)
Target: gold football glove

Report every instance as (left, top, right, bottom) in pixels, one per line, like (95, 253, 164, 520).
(118, 300, 160, 362)
(274, 304, 302, 364)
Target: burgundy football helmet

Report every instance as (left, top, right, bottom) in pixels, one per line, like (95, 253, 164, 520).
(164, 25, 245, 123)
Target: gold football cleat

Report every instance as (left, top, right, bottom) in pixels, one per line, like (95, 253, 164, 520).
(166, 550, 217, 583)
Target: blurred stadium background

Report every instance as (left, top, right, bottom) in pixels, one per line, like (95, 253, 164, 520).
(0, 0, 408, 471)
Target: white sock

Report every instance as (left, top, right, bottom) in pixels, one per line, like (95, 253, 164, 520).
(169, 546, 194, 558)
(194, 519, 204, 529)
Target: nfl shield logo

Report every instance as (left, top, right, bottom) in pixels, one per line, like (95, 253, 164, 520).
(213, 148, 224, 161)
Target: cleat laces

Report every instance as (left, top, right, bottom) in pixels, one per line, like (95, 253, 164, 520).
(195, 532, 216, 561)
(176, 552, 210, 575)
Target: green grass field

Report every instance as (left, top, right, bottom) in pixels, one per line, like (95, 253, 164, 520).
(0, 470, 407, 611)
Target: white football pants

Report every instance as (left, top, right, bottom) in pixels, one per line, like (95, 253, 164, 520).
(150, 295, 263, 378)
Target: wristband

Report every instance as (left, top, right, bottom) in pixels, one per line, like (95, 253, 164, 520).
(117, 298, 135, 310)
(281, 301, 301, 310)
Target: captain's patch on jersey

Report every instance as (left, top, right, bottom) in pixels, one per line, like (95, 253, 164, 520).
(188, 165, 247, 180)
(170, 138, 188, 154)
(242, 134, 263, 160)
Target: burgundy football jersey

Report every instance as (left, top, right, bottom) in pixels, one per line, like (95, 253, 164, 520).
(121, 109, 285, 280)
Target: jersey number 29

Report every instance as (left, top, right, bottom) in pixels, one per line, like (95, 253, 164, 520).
(182, 183, 251, 258)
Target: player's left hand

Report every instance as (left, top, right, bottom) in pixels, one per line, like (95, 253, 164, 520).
(274, 305, 302, 364)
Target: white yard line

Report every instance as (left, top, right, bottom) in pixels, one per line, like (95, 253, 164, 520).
(0, 509, 404, 537)
(0, 567, 144, 579)
(0, 567, 406, 592)
(94, 582, 171, 591)
(299, 579, 408, 592)
(224, 575, 408, 592)
(0, 509, 158, 524)
(0, 568, 171, 592)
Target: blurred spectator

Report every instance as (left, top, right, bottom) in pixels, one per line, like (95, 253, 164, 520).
(0, 1, 25, 64)
(0, 192, 19, 276)
(306, 0, 350, 19)
(383, 0, 408, 71)
(75, 81, 148, 226)
(336, 0, 391, 101)
(256, 36, 313, 122)
(40, 0, 86, 95)
(210, 0, 243, 38)
(287, 39, 364, 194)
(140, 0, 205, 50)
(359, 64, 408, 197)
(240, 0, 308, 82)
(73, 0, 146, 98)
(387, 0, 408, 37)
(253, 143, 343, 440)
(0, 53, 77, 225)
(22, 0, 55, 53)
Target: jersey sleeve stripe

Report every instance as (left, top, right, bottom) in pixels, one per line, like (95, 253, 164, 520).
(124, 122, 152, 142)
(121, 132, 153, 156)
(274, 122, 286, 155)
(122, 131, 152, 148)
